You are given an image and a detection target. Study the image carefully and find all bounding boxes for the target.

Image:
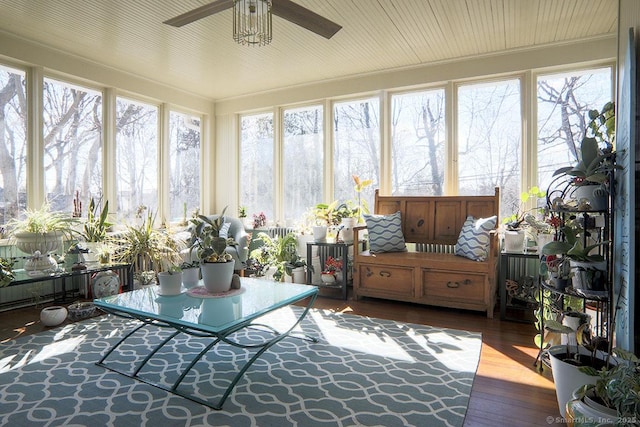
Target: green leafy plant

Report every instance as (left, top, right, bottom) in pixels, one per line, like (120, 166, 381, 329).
(553, 102, 619, 188)
(81, 198, 111, 242)
(502, 186, 546, 231)
(7, 203, 78, 237)
(0, 257, 15, 287)
(188, 206, 236, 263)
(113, 210, 183, 274)
(574, 348, 640, 424)
(250, 232, 299, 281)
(540, 223, 607, 263)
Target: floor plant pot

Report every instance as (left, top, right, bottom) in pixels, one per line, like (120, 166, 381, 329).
(201, 261, 235, 293)
(40, 306, 68, 326)
(158, 272, 183, 296)
(548, 345, 609, 418)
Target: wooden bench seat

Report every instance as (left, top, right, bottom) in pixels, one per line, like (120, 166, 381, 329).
(353, 188, 500, 318)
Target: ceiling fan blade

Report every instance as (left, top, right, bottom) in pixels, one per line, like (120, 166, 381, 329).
(272, 0, 342, 39)
(163, 0, 234, 27)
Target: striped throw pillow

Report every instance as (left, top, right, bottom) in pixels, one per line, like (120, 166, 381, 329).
(454, 215, 497, 261)
(364, 211, 407, 253)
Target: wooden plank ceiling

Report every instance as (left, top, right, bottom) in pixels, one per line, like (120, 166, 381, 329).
(0, 0, 617, 101)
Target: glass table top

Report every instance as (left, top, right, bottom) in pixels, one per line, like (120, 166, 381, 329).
(94, 277, 318, 334)
(10, 262, 130, 285)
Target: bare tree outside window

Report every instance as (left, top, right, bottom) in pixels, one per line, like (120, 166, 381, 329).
(457, 79, 522, 219)
(283, 105, 323, 223)
(43, 78, 102, 213)
(0, 66, 26, 225)
(240, 113, 274, 221)
(333, 98, 379, 207)
(391, 89, 445, 196)
(116, 98, 158, 220)
(537, 68, 613, 193)
(169, 112, 200, 222)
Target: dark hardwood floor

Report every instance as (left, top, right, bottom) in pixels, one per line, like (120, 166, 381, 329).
(0, 291, 560, 426)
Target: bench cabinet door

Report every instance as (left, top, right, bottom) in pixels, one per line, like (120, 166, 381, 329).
(420, 269, 486, 304)
(357, 264, 414, 298)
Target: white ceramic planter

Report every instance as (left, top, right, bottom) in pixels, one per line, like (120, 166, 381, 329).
(340, 217, 356, 243)
(570, 260, 607, 291)
(40, 306, 68, 327)
(181, 267, 200, 288)
(201, 261, 235, 293)
(291, 267, 306, 284)
(158, 272, 183, 296)
(566, 388, 618, 426)
(574, 184, 608, 211)
(312, 226, 327, 242)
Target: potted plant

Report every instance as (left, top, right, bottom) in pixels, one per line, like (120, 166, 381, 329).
(7, 203, 79, 270)
(249, 232, 298, 282)
(0, 257, 15, 287)
(188, 206, 237, 292)
(540, 222, 608, 293)
(321, 256, 343, 283)
(157, 264, 183, 296)
(284, 254, 312, 284)
(501, 186, 546, 252)
(552, 102, 619, 211)
(566, 348, 639, 426)
(112, 210, 183, 276)
(238, 206, 251, 229)
(79, 198, 112, 262)
(180, 260, 200, 288)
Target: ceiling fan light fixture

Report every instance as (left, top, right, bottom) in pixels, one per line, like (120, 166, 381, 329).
(233, 0, 272, 46)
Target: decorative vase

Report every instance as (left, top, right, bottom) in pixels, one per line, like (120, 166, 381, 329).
(14, 231, 62, 271)
(158, 271, 183, 296)
(201, 261, 235, 293)
(312, 226, 327, 242)
(67, 302, 96, 321)
(181, 267, 200, 288)
(40, 306, 68, 327)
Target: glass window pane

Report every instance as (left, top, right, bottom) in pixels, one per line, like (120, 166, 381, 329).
(391, 89, 446, 196)
(43, 78, 103, 213)
(333, 98, 379, 210)
(0, 66, 27, 225)
(457, 79, 521, 218)
(537, 68, 613, 193)
(283, 105, 323, 224)
(169, 112, 201, 222)
(240, 112, 274, 222)
(115, 98, 158, 220)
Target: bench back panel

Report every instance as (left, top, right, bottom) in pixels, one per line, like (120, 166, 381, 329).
(374, 188, 500, 245)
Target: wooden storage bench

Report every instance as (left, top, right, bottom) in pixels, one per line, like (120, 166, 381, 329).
(353, 189, 500, 318)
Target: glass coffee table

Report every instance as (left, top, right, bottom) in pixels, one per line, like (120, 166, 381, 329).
(93, 277, 318, 409)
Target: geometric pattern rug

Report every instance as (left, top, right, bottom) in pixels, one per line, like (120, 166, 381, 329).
(0, 307, 482, 427)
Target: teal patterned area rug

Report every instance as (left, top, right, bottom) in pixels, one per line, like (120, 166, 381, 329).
(0, 307, 481, 427)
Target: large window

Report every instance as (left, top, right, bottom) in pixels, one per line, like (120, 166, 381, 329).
(168, 112, 201, 222)
(457, 79, 522, 218)
(391, 89, 446, 196)
(537, 68, 613, 193)
(115, 97, 158, 220)
(43, 78, 103, 212)
(0, 66, 27, 226)
(240, 112, 274, 221)
(283, 105, 323, 223)
(333, 98, 379, 208)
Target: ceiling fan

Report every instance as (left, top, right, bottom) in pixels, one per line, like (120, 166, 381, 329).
(163, 0, 342, 40)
